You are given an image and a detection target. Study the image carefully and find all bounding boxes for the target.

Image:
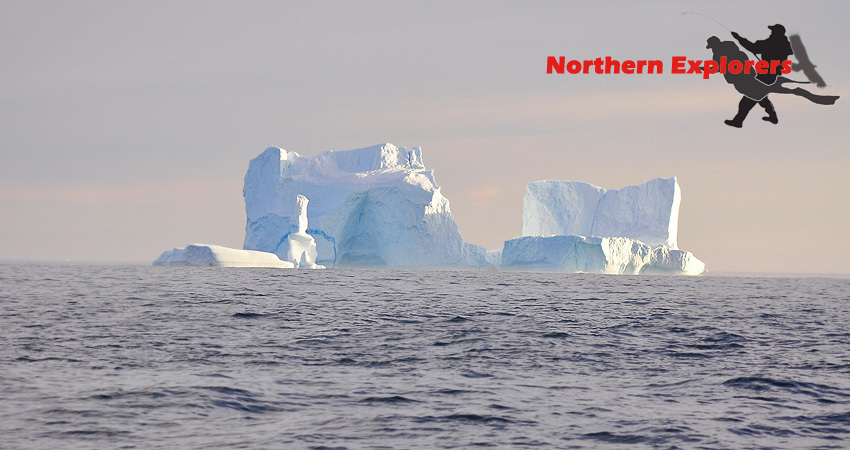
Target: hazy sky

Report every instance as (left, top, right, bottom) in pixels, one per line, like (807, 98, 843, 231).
(1, 0, 848, 273)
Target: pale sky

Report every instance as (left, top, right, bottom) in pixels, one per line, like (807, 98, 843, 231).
(1, 0, 849, 273)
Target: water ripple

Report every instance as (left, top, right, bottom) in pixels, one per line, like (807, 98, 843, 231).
(1, 264, 849, 449)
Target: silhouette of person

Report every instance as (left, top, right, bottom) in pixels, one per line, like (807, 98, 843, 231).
(705, 36, 838, 112)
(724, 24, 793, 127)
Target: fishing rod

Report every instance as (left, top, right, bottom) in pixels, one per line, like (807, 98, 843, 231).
(681, 12, 731, 32)
(675, 12, 760, 61)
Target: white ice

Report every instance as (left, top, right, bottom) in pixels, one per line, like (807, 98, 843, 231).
(500, 235, 704, 275)
(523, 177, 681, 248)
(243, 143, 485, 268)
(278, 195, 324, 269)
(155, 143, 704, 275)
(153, 244, 295, 268)
(507, 176, 704, 275)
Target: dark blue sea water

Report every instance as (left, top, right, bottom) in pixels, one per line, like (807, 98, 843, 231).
(1, 263, 849, 449)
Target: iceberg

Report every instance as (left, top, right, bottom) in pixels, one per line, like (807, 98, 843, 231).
(523, 177, 680, 248)
(507, 177, 705, 275)
(243, 143, 486, 268)
(154, 244, 295, 268)
(154, 197, 324, 269)
(153, 142, 706, 274)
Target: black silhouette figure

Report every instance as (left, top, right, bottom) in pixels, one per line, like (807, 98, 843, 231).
(705, 36, 838, 118)
(789, 34, 827, 88)
(723, 24, 793, 127)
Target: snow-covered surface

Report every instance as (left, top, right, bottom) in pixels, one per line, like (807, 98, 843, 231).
(523, 177, 681, 248)
(243, 143, 485, 268)
(153, 244, 295, 268)
(501, 235, 704, 275)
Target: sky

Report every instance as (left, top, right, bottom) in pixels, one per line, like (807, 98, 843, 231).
(1, 0, 848, 273)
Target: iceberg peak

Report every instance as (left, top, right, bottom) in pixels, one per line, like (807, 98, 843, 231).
(281, 194, 323, 269)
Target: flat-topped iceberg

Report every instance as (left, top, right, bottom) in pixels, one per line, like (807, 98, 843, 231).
(509, 177, 704, 275)
(243, 143, 486, 268)
(154, 244, 295, 268)
(155, 195, 325, 269)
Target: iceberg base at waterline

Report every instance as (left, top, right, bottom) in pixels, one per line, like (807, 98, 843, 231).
(499, 235, 704, 275)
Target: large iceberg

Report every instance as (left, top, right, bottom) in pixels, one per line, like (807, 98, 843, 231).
(504, 177, 705, 275)
(243, 143, 486, 268)
(523, 177, 680, 248)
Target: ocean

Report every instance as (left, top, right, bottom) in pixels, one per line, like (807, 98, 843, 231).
(2, 263, 849, 449)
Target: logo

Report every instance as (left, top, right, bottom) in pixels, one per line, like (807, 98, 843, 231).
(547, 19, 839, 128)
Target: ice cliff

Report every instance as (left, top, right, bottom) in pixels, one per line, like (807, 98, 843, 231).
(503, 177, 704, 275)
(523, 177, 680, 248)
(243, 143, 486, 268)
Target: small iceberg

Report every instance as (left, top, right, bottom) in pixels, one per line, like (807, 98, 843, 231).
(153, 244, 295, 268)
(155, 195, 324, 269)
